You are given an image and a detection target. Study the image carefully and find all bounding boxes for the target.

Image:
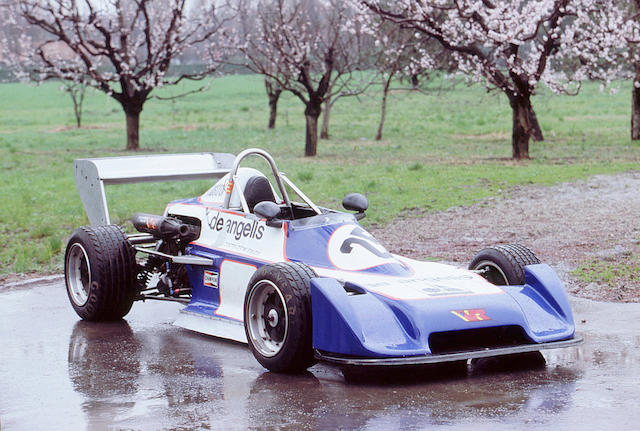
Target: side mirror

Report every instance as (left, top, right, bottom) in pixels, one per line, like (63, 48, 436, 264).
(342, 193, 368, 220)
(254, 201, 282, 228)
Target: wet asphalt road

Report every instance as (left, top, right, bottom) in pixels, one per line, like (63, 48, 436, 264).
(1, 279, 639, 431)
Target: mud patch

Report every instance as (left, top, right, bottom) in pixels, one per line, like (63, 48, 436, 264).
(373, 171, 640, 302)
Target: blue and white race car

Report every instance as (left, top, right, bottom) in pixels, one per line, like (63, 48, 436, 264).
(65, 148, 582, 373)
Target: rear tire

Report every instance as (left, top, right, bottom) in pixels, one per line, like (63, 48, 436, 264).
(244, 262, 316, 373)
(469, 244, 540, 285)
(64, 225, 137, 321)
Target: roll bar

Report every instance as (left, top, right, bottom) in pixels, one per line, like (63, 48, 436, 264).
(223, 148, 292, 210)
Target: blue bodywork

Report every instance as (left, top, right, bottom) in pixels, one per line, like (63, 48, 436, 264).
(310, 264, 575, 359)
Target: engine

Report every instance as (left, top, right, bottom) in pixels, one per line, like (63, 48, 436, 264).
(132, 213, 201, 302)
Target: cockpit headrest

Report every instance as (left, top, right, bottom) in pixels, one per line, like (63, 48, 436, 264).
(244, 175, 276, 212)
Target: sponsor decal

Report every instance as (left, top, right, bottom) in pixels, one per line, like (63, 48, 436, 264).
(368, 275, 473, 288)
(222, 242, 261, 256)
(225, 179, 234, 194)
(145, 217, 157, 229)
(136, 215, 158, 230)
(451, 308, 491, 322)
(367, 278, 475, 296)
(203, 270, 219, 288)
(205, 209, 265, 240)
(202, 182, 225, 202)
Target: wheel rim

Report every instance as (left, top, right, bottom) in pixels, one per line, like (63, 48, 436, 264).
(66, 243, 92, 306)
(246, 280, 288, 358)
(474, 260, 509, 285)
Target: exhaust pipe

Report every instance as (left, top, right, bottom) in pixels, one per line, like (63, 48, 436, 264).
(132, 213, 197, 241)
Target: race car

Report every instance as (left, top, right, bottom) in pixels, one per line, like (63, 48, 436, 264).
(65, 148, 582, 373)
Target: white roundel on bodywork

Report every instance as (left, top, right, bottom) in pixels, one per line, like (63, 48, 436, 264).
(327, 224, 400, 271)
(200, 167, 281, 209)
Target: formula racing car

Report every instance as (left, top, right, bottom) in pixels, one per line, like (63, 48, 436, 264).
(65, 148, 582, 373)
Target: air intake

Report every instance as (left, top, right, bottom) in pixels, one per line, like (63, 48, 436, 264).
(429, 325, 533, 355)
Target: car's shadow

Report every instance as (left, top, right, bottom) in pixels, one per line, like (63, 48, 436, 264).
(339, 351, 546, 385)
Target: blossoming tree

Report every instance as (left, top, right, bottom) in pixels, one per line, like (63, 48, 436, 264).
(238, 0, 367, 156)
(10, 0, 230, 150)
(364, 20, 441, 141)
(613, 1, 640, 139)
(360, 0, 611, 159)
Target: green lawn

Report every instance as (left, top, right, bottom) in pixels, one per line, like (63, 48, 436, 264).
(1, 74, 638, 275)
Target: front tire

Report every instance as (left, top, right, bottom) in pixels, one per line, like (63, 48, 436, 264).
(64, 225, 137, 321)
(244, 262, 316, 373)
(469, 244, 540, 285)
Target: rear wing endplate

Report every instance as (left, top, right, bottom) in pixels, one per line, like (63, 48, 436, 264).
(75, 152, 235, 225)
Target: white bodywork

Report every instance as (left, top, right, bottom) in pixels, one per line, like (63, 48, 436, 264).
(168, 168, 503, 342)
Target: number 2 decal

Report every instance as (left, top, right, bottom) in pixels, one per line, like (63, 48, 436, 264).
(327, 225, 397, 271)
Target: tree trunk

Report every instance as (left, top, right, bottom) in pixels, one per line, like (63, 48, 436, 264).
(529, 108, 544, 141)
(268, 90, 281, 129)
(376, 72, 394, 141)
(71, 91, 83, 128)
(632, 69, 640, 140)
(73, 98, 82, 128)
(320, 99, 332, 139)
(124, 108, 141, 150)
(114, 85, 147, 150)
(67, 83, 86, 128)
(304, 103, 321, 157)
(509, 97, 533, 160)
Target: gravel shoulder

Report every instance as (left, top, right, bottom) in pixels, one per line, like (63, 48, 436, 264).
(372, 171, 640, 302)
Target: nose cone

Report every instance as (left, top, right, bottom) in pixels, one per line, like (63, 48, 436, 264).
(310, 264, 576, 359)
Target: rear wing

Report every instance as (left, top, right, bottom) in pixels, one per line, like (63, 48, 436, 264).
(75, 152, 235, 225)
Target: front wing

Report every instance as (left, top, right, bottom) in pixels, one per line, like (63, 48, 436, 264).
(315, 336, 583, 366)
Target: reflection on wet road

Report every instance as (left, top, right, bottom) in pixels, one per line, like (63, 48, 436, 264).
(1, 280, 638, 430)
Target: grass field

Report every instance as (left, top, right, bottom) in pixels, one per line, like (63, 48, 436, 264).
(1, 74, 639, 275)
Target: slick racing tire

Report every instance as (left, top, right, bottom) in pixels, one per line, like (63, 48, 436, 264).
(244, 262, 317, 374)
(65, 225, 137, 321)
(468, 244, 540, 286)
